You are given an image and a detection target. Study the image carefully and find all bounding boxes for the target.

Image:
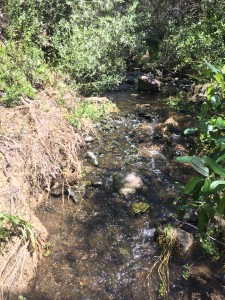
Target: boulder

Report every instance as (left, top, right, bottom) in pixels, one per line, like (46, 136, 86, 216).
(113, 172, 144, 197)
(138, 75, 162, 93)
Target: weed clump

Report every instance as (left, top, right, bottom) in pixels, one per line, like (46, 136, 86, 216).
(148, 225, 177, 299)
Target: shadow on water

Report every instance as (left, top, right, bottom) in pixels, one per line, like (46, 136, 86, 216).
(25, 90, 225, 300)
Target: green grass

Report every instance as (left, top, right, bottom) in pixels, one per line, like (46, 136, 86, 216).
(65, 98, 118, 129)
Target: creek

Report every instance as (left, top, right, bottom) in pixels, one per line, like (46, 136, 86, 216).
(26, 90, 224, 300)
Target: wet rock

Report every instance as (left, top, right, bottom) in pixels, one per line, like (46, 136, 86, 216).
(129, 202, 150, 214)
(155, 226, 194, 256)
(49, 179, 63, 197)
(163, 117, 179, 130)
(138, 75, 162, 93)
(183, 209, 198, 223)
(67, 186, 79, 203)
(86, 151, 99, 166)
(171, 133, 181, 142)
(91, 179, 104, 188)
(135, 104, 152, 121)
(113, 172, 144, 197)
(84, 136, 95, 143)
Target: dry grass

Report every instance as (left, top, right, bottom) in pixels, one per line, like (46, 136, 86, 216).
(0, 90, 85, 296)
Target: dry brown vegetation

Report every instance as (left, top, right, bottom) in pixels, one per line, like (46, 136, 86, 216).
(0, 89, 85, 297)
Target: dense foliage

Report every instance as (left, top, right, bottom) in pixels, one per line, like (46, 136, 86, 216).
(177, 62, 225, 230)
(0, 0, 225, 98)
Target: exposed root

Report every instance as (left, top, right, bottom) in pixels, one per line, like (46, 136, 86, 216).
(147, 226, 177, 300)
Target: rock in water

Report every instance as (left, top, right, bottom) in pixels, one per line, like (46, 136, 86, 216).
(138, 75, 162, 93)
(155, 226, 194, 256)
(113, 172, 144, 196)
(129, 202, 150, 214)
(87, 151, 98, 166)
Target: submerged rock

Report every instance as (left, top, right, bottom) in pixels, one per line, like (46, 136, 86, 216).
(113, 172, 144, 197)
(129, 202, 150, 214)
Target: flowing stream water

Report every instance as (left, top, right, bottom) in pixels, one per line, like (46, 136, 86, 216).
(26, 91, 225, 300)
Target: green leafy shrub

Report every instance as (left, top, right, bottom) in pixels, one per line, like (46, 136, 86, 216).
(0, 212, 36, 251)
(66, 98, 118, 129)
(6, 0, 143, 92)
(0, 40, 49, 106)
(51, 1, 142, 91)
(166, 92, 194, 113)
(176, 62, 225, 231)
(165, 18, 225, 70)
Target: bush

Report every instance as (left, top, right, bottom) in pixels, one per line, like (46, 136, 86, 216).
(0, 40, 49, 106)
(6, 0, 143, 92)
(163, 17, 225, 70)
(176, 62, 225, 231)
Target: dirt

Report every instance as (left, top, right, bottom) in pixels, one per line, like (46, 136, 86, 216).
(0, 89, 85, 299)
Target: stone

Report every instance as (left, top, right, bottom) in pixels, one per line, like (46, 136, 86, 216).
(86, 151, 98, 166)
(50, 179, 63, 197)
(91, 180, 104, 188)
(129, 202, 150, 214)
(113, 172, 144, 197)
(138, 75, 162, 93)
(163, 117, 179, 129)
(155, 226, 194, 256)
(67, 186, 79, 203)
(84, 136, 95, 142)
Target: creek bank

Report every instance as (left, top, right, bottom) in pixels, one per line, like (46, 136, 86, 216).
(0, 89, 89, 298)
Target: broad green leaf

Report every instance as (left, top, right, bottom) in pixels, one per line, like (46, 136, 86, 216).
(215, 117, 225, 129)
(215, 73, 224, 84)
(198, 208, 208, 232)
(216, 152, 225, 163)
(187, 74, 205, 81)
(210, 94, 221, 107)
(210, 180, 225, 189)
(205, 61, 220, 73)
(204, 156, 225, 177)
(201, 178, 211, 193)
(191, 157, 209, 177)
(207, 85, 214, 97)
(215, 137, 225, 143)
(184, 177, 204, 194)
(184, 127, 198, 135)
(175, 156, 193, 163)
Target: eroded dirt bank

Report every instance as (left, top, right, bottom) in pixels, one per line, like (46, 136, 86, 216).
(0, 89, 85, 299)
